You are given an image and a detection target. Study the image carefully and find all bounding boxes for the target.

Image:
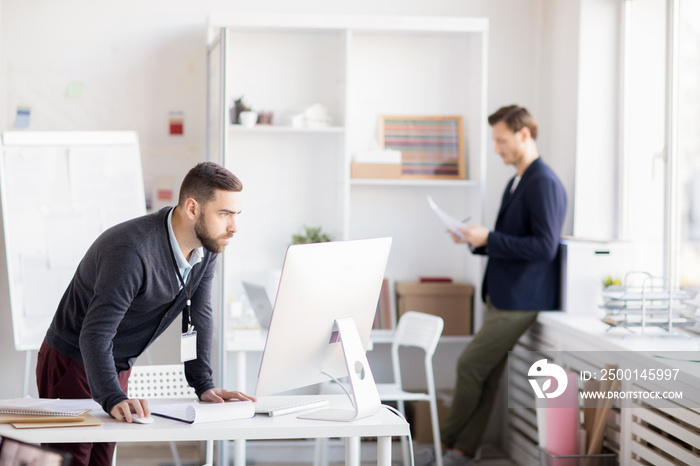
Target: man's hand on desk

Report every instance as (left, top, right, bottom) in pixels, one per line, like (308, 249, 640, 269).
(451, 224, 489, 248)
(201, 387, 257, 403)
(111, 398, 150, 423)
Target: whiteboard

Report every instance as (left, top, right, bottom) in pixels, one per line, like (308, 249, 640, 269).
(0, 132, 146, 351)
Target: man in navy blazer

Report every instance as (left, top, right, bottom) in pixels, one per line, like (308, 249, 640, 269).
(416, 105, 566, 466)
(474, 139, 566, 312)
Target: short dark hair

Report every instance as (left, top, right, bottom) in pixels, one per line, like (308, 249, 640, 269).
(488, 105, 538, 140)
(178, 162, 242, 207)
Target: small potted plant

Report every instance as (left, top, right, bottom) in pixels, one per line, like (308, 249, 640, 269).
(291, 225, 332, 245)
(230, 96, 250, 125)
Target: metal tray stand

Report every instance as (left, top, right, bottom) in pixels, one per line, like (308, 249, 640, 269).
(599, 272, 699, 333)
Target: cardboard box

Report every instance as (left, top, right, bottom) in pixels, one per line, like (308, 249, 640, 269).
(350, 162, 402, 179)
(407, 390, 453, 443)
(396, 282, 474, 335)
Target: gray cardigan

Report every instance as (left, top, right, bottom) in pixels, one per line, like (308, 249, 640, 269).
(45, 207, 217, 413)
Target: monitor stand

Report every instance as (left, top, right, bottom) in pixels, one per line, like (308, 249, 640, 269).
(298, 317, 381, 422)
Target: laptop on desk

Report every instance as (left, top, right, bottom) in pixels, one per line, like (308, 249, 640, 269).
(242, 281, 273, 329)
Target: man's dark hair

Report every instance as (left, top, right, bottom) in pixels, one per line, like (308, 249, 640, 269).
(488, 105, 538, 140)
(178, 162, 242, 207)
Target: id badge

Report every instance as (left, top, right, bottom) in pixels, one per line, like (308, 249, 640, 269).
(180, 330, 197, 362)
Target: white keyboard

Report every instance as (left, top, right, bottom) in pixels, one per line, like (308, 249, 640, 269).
(254, 398, 330, 417)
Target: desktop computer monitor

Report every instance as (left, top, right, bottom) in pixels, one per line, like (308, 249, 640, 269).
(255, 237, 392, 421)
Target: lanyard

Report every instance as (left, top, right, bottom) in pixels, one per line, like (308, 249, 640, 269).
(164, 209, 193, 331)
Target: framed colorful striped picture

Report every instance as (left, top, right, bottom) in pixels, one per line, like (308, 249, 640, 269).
(379, 115, 465, 180)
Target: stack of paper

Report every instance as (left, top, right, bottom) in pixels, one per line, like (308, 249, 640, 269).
(0, 397, 98, 417)
(0, 396, 102, 429)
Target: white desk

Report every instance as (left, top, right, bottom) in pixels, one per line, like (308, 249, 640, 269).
(224, 333, 382, 466)
(0, 396, 408, 466)
(226, 332, 266, 466)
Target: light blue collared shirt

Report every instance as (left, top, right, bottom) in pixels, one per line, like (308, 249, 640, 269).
(167, 208, 203, 289)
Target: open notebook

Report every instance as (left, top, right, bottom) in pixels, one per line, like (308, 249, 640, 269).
(152, 400, 254, 424)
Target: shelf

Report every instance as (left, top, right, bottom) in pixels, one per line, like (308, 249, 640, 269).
(350, 179, 481, 188)
(210, 13, 489, 35)
(229, 125, 345, 134)
(370, 329, 471, 344)
(225, 330, 471, 351)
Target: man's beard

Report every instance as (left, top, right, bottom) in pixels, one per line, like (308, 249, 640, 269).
(194, 213, 232, 253)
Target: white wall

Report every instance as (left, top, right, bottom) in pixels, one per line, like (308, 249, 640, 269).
(538, 0, 580, 239)
(574, 0, 623, 240)
(538, 0, 624, 242)
(0, 10, 600, 461)
(0, 0, 553, 398)
(624, 0, 668, 276)
(0, 0, 600, 457)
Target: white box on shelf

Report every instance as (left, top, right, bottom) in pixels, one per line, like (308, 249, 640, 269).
(560, 238, 635, 314)
(354, 149, 401, 164)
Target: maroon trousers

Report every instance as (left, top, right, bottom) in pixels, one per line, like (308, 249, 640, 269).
(36, 339, 131, 466)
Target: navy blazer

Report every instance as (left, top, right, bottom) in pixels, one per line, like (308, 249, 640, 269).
(474, 157, 567, 310)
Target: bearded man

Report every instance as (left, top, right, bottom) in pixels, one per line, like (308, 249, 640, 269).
(36, 162, 255, 466)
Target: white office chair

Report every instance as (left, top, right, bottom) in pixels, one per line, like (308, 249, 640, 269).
(379, 311, 444, 466)
(314, 311, 445, 466)
(127, 364, 214, 466)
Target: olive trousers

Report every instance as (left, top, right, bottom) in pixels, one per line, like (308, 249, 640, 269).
(440, 299, 539, 456)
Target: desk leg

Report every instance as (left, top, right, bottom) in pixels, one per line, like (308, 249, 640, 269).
(377, 436, 392, 466)
(236, 351, 246, 389)
(234, 350, 247, 466)
(204, 440, 214, 466)
(234, 440, 246, 466)
(345, 437, 360, 466)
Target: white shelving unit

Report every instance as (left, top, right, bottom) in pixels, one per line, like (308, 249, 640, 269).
(229, 125, 346, 134)
(350, 179, 481, 187)
(206, 13, 488, 466)
(207, 10, 489, 361)
(207, 11, 489, 306)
